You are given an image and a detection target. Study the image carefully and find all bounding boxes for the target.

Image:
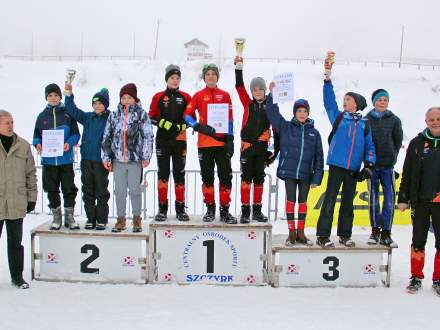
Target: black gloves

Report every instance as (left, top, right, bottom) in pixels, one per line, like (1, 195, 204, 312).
(194, 123, 216, 137)
(357, 163, 373, 182)
(224, 135, 234, 159)
(27, 201, 36, 213)
(265, 132, 280, 166)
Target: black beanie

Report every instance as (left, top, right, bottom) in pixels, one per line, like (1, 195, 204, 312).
(345, 92, 367, 111)
(45, 83, 62, 99)
(165, 64, 181, 82)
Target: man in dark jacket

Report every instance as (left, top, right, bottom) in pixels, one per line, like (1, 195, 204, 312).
(64, 83, 111, 230)
(366, 89, 403, 246)
(398, 107, 440, 295)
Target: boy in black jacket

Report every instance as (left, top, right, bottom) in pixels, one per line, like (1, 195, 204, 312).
(398, 107, 440, 295)
(366, 89, 403, 246)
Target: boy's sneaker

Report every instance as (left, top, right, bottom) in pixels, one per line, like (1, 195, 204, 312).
(112, 217, 126, 232)
(316, 236, 335, 248)
(64, 207, 79, 230)
(380, 230, 398, 248)
(12, 277, 29, 289)
(367, 227, 381, 245)
(50, 206, 62, 230)
(339, 236, 355, 247)
(433, 280, 440, 297)
(85, 220, 96, 230)
(95, 223, 107, 231)
(132, 216, 142, 233)
(406, 277, 422, 294)
(240, 205, 251, 224)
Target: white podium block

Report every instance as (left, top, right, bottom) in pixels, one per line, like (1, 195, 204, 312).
(31, 222, 149, 284)
(149, 218, 272, 285)
(271, 235, 394, 288)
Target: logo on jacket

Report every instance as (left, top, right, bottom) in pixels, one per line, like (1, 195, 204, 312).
(203, 96, 210, 102)
(215, 95, 223, 101)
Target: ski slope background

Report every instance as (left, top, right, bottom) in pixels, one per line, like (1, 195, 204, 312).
(1, 59, 440, 330)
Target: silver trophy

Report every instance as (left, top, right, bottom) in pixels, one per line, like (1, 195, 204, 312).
(66, 69, 77, 84)
(234, 38, 246, 59)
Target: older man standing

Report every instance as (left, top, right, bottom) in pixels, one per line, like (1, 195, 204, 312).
(0, 110, 37, 289)
(398, 107, 440, 296)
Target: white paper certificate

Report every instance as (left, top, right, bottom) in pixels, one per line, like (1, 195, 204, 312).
(207, 103, 229, 134)
(42, 130, 64, 157)
(273, 72, 295, 103)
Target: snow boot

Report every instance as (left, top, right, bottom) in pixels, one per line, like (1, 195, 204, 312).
(220, 205, 237, 224)
(132, 216, 142, 233)
(252, 204, 268, 222)
(406, 277, 422, 294)
(176, 202, 190, 222)
(296, 229, 313, 246)
(154, 203, 168, 222)
(112, 216, 126, 232)
(64, 207, 79, 230)
(203, 203, 216, 222)
(240, 205, 251, 224)
(50, 206, 62, 230)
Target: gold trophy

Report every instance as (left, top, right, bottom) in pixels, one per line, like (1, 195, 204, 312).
(66, 69, 77, 84)
(234, 38, 246, 60)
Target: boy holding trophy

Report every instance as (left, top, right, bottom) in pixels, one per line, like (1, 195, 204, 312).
(64, 71, 111, 230)
(234, 38, 279, 223)
(32, 77, 80, 230)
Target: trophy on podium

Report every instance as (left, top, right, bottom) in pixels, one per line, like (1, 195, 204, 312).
(66, 69, 77, 84)
(234, 38, 246, 60)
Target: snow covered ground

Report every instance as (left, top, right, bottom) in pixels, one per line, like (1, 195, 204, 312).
(1, 59, 440, 329)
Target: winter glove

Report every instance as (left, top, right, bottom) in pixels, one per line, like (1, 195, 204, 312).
(159, 119, 174, 131)
(394, 171, 400, 180)
(176, 123, 187, 132)
(266, 131, 280, 166)
(234, 56, 243, 70)
(224, 135, 234, 159)
(194, 123, 217, 137)
(27, 201, 36, 213)
(265, 151, 277, 166)
(357, 163, 373, 182)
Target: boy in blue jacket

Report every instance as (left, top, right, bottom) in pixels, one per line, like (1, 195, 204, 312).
(316, 52, 376, 248)
(33, 84, 80, 230)
(64, 83, 111, 230)
(267, 84, 324, 245)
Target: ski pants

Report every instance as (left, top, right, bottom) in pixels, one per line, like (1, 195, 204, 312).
(42, 164, 78, 209)
(410, 201, 440, 281)
(198, 146, 232, 206)
(368, 168, 396, 230)
(113, 161, 142, 217)
(316, 165, 357, 238)
(240, 142, 267, 205)
(0, 219, 24, 281)
(156, 138, 187, 204)
(81, 160, 110, 224)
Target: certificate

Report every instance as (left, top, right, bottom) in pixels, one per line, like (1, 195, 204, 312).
(42, 130, 65, 157)
(273, 72, 295, 103)
(207, 103, 229, 134)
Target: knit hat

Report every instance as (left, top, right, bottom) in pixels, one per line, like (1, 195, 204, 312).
(345, 92, 367, 111)
(202, 63, 219, 81)
(250, 77, 267, 93)
(45, 83, 62, 99)
(371, 89, 390, 104)
(119, 83, 139, 103)
(293, 99, 310, 115)
(165, 64, 181, 82)
(92, 88, 110, 109)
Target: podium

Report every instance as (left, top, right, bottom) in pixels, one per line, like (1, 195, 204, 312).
(271, 235, 394, 288)
(31, 222, 149, 284)
(149, 217, 272, 285)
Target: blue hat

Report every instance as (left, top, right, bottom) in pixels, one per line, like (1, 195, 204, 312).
(92, 88, 110, 109)
(293, 99, 310, 114)
(371, 89, 390, 105)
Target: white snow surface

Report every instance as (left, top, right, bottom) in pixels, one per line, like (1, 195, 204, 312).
(1, 59, 440, 329)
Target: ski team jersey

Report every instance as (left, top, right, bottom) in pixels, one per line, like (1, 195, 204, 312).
(148, 88, 192, 141)
(184, 86, 234, 148)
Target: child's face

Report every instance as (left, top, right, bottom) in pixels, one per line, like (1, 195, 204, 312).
(0, 115, 14, 137)
(167, 74, 181, 90)
(343, 95, 357, 113)
(93, 101, 106, 114)
(295, 107, 309, 123)
(204, 70, 218, 87)
(121, 94, 136, 106)
(252, 88, 265, 102)
(47, 93, 61, 106)
(374, 96, 389, 112)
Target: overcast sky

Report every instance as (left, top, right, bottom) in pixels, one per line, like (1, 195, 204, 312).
(1, 0, 439, 61)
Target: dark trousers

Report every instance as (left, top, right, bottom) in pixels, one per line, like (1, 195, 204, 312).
(240, 143, 267, 185)
(0, 219, 24, 281)
(42, 164, 78, 209)
(316, 165, 358, 238)
(412, 202, 440, 250)
(156, 139, 187, 184)
(81, 160, 110, 224)
(198, 146, 232, 205)
(285, 178, 310, 204)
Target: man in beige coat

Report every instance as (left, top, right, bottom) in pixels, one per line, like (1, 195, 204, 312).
(0, 110, 37, 289)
